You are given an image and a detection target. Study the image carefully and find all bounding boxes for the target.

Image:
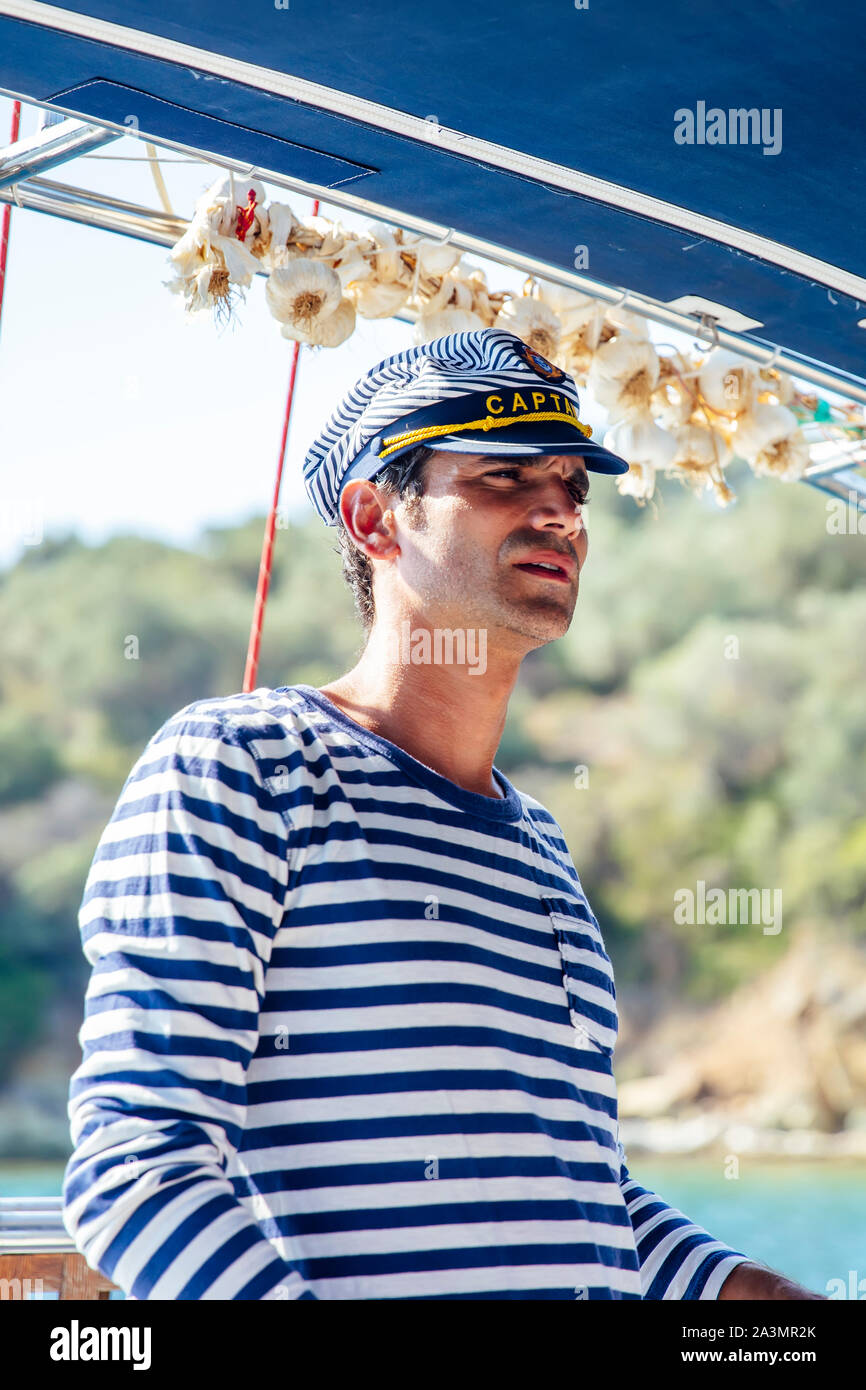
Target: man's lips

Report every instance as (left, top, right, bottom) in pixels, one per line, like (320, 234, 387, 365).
(512, 550, 576, 582)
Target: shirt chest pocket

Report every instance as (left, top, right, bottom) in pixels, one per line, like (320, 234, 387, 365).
(542, 898, 619, 1058)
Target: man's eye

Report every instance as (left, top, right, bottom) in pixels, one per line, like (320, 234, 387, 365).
(483, 469, 590, 505)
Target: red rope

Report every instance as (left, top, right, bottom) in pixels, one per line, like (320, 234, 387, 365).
(242, 197, 319, 692)
(0, 101, 22, 340)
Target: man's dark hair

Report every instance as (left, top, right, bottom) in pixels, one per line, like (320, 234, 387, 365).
(335, 443, 437, 637)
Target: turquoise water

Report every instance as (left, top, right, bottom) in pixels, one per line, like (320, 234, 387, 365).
(3, 1157, 863, 1298)
(634, 1158, 866, 1296)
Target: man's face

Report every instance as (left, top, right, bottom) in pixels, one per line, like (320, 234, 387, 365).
(375, 449, 590, 648)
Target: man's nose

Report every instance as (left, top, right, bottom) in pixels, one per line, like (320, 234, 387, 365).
(524, 476, 588, 533)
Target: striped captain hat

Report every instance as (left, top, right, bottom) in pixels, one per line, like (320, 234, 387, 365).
(302, 327, 628, 527)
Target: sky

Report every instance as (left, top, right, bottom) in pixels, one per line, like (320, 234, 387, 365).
(0, 95, 837, 570)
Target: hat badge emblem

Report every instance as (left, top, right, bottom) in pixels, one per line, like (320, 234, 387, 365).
(512, 339, 567, 384)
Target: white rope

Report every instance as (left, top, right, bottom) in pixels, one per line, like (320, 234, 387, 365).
(144, 143, 174, 217)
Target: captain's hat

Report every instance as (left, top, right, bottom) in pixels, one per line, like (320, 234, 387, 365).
(303, 327, 628, 527)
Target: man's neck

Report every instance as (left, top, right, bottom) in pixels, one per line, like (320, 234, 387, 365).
(316, 632, 520, 799)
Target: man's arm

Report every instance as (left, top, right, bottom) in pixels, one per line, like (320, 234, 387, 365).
(718, 1262, 827, 1300)
(616, 1133, 824, 1299)
(62, 702, 313, 1300)
(619, 1167, 751, 1298)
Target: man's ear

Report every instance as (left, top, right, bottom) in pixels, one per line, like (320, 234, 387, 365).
(339, 479, 400, 561)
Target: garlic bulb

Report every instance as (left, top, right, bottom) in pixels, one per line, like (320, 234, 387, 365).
(560, 299, 606, 347)
(184, 175, 250, 236)
(421, 267, 474, 315)
(204, 175, 267, 220)
(245, 203, 271, 260)
(732, 404, 808, 480)
(602, 305, 650, 340)
(650, 352, 694, 429)
(210, 233, 261, 287)
(616, 460, 657, 503)
(284, 216, 341, 258)
(757, 366, 794, 405)
(494, 296, 561, 361)
(415, 238, 463, 279)
(464, 269, 498, 326)
(414, 308, 485, 343)
(670, 424, 732, 487)
(602, 418, 675, 506)
(167, 222, 210, 282)
(267, 202, 300, 243)
(301, 215, 347, 259)
(263, 202, 304, 269)
(365, 222, 419, 284)
(534, 281, 606, 365)
(604, 418, 677, 471)
(169, 262, 216, 313)
(166, 182, 262, 314)
(588, 335, 660, 418)
(365, 222, 401, 281)
(348, 278, 412, 318)
(559, 316, 606, 380)
(281, 296, 356, 347)
(698, 348, 758, 417)
(265, 260, 342, 332)
(329, 246, 375, 291)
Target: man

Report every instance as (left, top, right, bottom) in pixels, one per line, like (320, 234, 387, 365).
(63, 327, 822, 1299)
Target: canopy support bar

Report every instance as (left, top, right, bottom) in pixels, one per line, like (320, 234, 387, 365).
(0, 116, 120, 188)
(802, 467, 866, 511)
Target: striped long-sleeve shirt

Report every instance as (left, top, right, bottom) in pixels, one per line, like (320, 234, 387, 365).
(62, 684, 750, 1300)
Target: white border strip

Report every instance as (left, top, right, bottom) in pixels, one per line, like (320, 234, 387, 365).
(2, 0, 866, 300)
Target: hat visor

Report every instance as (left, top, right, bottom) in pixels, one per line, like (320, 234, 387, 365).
(430, 431, 630, 476)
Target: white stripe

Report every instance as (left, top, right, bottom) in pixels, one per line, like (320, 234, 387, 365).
(243, 1087, 618, 1131)
(223, 1132, 619, 1170)
(243, 1174, 623, 1213)
(251, 1040, 618, 1088)
(266, 1217, 639, 1262)
(2, 0, 864, 297)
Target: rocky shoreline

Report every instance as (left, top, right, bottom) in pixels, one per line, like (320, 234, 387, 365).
(617, 929, 866, 1158)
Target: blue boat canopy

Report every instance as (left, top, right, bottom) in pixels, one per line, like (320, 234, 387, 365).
(0, 0, 864, 390)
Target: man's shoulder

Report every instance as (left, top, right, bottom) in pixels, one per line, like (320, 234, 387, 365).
(159, 684, 307, 728)
(503, 777, 591, 888)
(505, 777, 568, 835)
(146, 685, 316, 761)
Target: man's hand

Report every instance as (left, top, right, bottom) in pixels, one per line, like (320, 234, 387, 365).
(718, 1261, 827, 1300)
